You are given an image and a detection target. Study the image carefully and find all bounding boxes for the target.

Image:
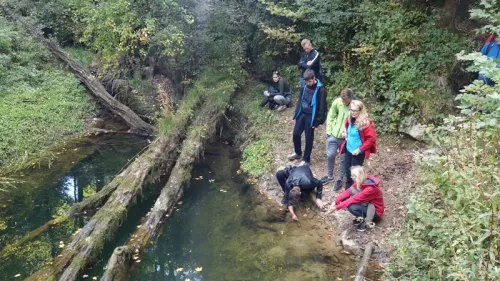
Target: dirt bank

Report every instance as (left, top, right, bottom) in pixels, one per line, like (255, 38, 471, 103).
(244, 107, 419, 274)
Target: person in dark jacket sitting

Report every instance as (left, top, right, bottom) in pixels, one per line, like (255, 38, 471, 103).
(325, 166, 384, 232)
(288, 69, 327, 166)
(276, 165, 325, 221)
(260, 71, 292, 111)
(298, 38, 322, 88)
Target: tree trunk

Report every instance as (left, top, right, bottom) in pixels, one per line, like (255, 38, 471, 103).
(43, 40, 155, 136)
(100, 89, 235, 281)
(0, 5, 155, 136)
(354, 242, 374, 281)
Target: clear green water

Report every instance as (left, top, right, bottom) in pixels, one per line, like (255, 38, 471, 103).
(0, 135, 149, 281)
(131, 143, 356, 281)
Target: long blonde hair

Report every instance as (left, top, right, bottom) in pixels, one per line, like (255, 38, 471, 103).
(350, 166, 367, 188)
(349, 100, 370, 130)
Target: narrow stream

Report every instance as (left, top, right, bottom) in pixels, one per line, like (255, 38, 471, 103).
(131, 143, 357, 281)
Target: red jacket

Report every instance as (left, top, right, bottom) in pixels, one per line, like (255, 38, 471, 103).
(340, 119, 377, 159)
(335, 175, 384, 217)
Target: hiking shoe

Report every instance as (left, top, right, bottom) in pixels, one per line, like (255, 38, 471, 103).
(353, 217, 365, 225)
(276, 105, 287, 112)
(356, 221, 367, 232)
(366, 222, 376, 229)
(334, 179, 343, 191)
(320, 176, 334, 184)
(287, 152, 301, 161)
(299, 160, 309, 166)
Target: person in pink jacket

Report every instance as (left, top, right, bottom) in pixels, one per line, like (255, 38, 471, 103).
(325, 166, 384, 232)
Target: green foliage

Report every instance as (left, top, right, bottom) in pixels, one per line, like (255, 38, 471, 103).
(241, 136, 274, 178)
(0, 17, 95, 172)
(64, 46, 96, 67)
(385, 12, 500, 280)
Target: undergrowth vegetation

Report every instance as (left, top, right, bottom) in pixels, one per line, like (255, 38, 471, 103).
(0, 16, 95, 173)
(385, 2, 500, 280)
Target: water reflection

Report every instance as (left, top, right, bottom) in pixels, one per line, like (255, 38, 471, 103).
(0, 134, 148, 281)
(133, 144, 355, 281)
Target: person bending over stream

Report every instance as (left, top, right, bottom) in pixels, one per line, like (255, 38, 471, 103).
(260, 71, 292, 111)
(276, 165, 325, 221)
(325, 166, 384, 232)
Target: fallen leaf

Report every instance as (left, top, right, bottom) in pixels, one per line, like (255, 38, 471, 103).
(82, 275, 88, 278)
(176, 267, 184, 272)
(14, 274, 21, 278)
(195, 267, 203, 272)
(185, 279, 191, 281)
(92, 277, 97, 280)
(136, 260, 141, 263)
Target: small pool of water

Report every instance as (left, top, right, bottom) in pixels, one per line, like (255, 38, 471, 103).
(0, 134, 149, 281)
(132, 143, 356, 281)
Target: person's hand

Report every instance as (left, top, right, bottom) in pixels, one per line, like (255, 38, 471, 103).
(323, 203, 336, 216)
(315, 199, 324, 210)
(264, 91, 269, 97)
(341, 131, 346, 138)
(307, 60, 313, 66)
(288, 119, 295, 125)
(353, 148, 361, 156)
(291, 214, 298, 221)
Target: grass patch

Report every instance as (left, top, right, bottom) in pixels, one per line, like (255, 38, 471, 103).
(0, 17, 96, 173)
(241, 136, 274, 177)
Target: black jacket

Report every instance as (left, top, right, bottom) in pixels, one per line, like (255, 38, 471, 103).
(293, 81, 327, 127)
(281, 165, 322, 207)
(268, 78, 291, 98)
(297, 48, 322, 78)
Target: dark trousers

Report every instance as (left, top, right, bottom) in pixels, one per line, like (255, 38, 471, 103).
(293, 113, 314, 162)
(260, 97, 277, 109)
(344, 150, 365, 189)
(347, 204, 381, 222)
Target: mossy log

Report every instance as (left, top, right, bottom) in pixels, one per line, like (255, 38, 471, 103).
(100, 89, 235, 281)
(24, 96, 206, 281)
(0, 5, 155, 136)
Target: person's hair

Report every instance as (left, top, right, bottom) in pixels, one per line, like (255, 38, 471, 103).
(350, 166, 367, 187)
(272, 70, 280, 76)
(290, 186, 301, 200)
(340, 88, 354, 101)
(303, 69, 315, 80)
(349, 100, 370, 129)
(301, 38, 311, 47)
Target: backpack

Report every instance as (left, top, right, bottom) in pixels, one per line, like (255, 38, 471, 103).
(479, 34, 500, 86)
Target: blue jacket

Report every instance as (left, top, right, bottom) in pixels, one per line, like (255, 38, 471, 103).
(479, 36, 500, 85)
(293, 80, 327, 127)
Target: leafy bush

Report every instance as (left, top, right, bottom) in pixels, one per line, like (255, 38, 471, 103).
(385, 2, 500, 279)
(0, 17, 95, 171)
(241, 136, 274, 178)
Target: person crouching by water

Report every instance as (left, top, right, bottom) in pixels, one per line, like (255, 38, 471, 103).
(324, 166, 384, 232)
(260, 71, 292, 111)
(276, 165, 325, 221)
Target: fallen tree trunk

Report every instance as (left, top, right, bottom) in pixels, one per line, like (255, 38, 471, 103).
(354, 242, 374, 281)
(100, 89, 235, 281)
(25, 97, 206, 281)
(0, 5, 155, 136)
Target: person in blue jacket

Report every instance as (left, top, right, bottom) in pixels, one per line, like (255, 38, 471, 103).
(479, 35, 500, 86)
(288, 69, 327, 166)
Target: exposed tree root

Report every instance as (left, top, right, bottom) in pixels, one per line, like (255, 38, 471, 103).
(100, 89, 235, 281)
(354, 242, 374, 281)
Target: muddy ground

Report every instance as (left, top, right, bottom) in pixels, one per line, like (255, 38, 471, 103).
(250, 108, 420, 276)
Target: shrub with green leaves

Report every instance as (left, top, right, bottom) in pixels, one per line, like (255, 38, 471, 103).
(0, 17, 95, 171)
(385, 2, 500, 279)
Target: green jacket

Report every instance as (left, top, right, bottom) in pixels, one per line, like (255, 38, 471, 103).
(326, 97, 349, 138)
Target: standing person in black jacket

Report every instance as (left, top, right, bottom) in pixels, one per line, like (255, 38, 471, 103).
(276, 165, 325, 221)
(260, 71, 292, 111)
(288, 69, 327, 166)
(298, 38, 322, 88)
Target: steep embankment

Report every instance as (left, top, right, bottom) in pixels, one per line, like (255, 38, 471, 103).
(0, 16, 96, 173)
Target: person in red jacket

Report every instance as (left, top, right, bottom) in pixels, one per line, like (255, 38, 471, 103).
(339, 100, 376, 190)
(324, 166, 384, 232)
